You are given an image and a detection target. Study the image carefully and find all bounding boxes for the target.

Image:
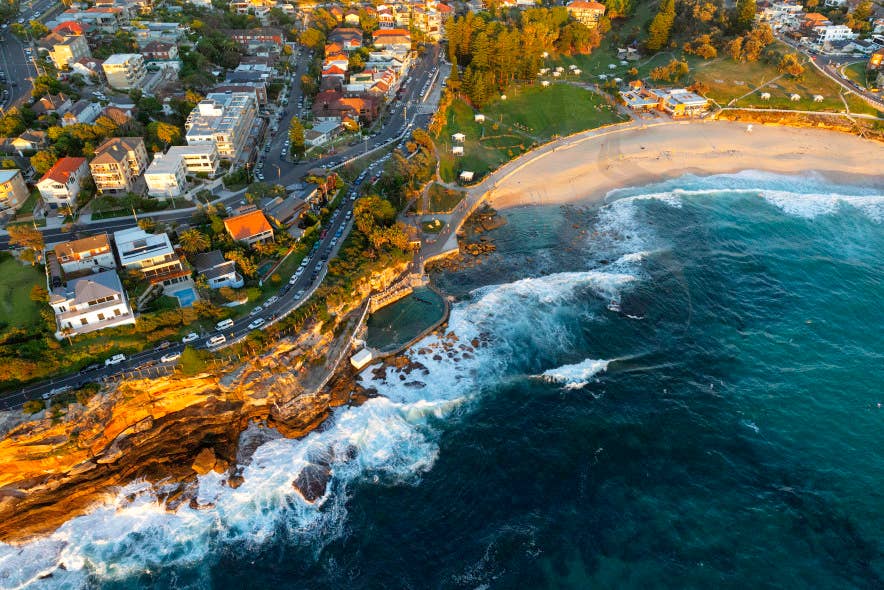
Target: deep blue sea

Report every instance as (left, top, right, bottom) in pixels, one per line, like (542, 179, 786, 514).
(2, 171, 883, 589)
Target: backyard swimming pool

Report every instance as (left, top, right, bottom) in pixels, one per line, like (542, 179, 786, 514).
(172, 287, 197, 307)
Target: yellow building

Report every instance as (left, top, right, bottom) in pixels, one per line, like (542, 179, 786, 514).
(566, 1, 606, 28)
(0, 169, 30, 217)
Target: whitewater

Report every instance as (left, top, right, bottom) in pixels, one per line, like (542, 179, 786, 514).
(1, 171, 881, 589)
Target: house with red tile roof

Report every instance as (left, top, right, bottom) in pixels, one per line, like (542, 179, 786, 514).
(224, 210, 274, 245)
(36, 156, 89, 208)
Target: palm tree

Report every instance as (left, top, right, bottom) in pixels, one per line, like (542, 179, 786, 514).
(179, 229, 211, 255)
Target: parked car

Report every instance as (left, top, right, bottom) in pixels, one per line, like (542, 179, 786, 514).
(265, 295, 279, 305)
(247, 318, 265, 330)
(215, 318, 235, 331)
(43, 385, 72, 399)
(160, 352, 181, 363)
(182, 332, 199, 344)
(105, 354, 126, 366)
(155, 341, 172, 350)
(250, 304, 263, 315)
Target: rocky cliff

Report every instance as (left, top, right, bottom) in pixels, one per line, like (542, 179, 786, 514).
(0, 261, 408, 544)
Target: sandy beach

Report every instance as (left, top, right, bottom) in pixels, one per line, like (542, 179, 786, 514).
(476, 121, 884, 210)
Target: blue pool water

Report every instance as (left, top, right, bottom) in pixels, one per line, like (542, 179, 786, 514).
(172, 288, 197, 308)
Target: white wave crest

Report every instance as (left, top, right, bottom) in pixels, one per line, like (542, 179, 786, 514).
(539, 358, 611, 390)
(760, 191, 884, 222)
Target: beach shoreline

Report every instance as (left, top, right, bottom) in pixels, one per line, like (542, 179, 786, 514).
(475, 121, 884, 211)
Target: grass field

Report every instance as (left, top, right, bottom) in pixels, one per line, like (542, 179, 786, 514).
(0, 255, 44, 331)
(425, 183, 465, 213)
(436, 85, 626, 183)
(843, 61, 872, 89)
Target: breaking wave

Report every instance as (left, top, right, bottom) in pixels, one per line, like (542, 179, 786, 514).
(539, 358, 611, 390)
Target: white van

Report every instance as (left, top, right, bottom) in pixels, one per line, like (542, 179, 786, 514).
(215, 318, 234, 331)
(207, 335, 227, 348)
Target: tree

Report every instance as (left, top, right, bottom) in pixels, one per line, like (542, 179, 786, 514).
(289, 117, 305, 157)
(646, 0, 676, 52)
(30, 150, 57, 175)
(179, 346, 209, 376)
(778, 53, 804, 78)
(179, 229, 211, 255)
(30, 284, 48, 303)
(224, 250, 257, 277)
(23, 399, 45, 415)
(8, 224, 44, 253)
(733, 0, 756, 33)
(846, 0, 872, 33)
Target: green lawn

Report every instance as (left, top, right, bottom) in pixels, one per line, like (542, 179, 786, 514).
(436, 85, 626, 183)
(691, 45, 881, 116)
(0, 256, 44, 331)
(843, 61, 871, 89)
(425, 183, 465, 213)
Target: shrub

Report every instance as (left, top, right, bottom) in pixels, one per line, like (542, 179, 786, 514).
(23, 399, 45, 414)
(179, 346, 209, 376)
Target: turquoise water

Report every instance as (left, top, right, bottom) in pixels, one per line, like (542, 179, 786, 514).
(2, 171, 882, 589)
(171, 287, 197, 308)
(364, 286, 446, 352)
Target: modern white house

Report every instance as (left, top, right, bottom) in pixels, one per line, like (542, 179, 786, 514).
(813, 24, 857, 45)
(144, 152, 187, 198)
(48, 269, 136, 339)
(113, 226, 189, 287)
(53, 233, 116, 275)
(36, 156, 89, 209)
(163, 144, 219, 176)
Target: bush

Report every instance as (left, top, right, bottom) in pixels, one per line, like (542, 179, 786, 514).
(75, 382, 100, 405)
(179, 346, 210, 375)
(23, 399, 44, 414)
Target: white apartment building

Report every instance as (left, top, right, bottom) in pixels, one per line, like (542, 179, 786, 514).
(144, 152, 187, 198)
(184, 92, 257, 160)
(49, 270, 136, 339)
(164, 144, 219, 176)
(113, 226, 188, 286)
(814, 24, 857, 45)
(47, 34, 91, 69)
(102, 53, 147, 90)
(90, 137, 149, 195)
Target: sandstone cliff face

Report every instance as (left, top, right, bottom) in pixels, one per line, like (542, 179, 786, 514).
(0, 261, 409, 544)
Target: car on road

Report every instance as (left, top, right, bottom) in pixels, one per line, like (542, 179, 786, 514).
(289, 274, 299, 285)
(43, 385, 72, 399)
(295, 290, 305, 299)
(314, 263, 322, 273)
(216, 318, 235, 330)
(182, 332, 199, 344)
(247, 318, 265, 330)
(160, 352, 181, 363)
(155, 341, 172, 350)
(105, 354, 126, 366)
(265, 295, 279, 305)
(82, 363, 101, 372)
(207, 335, 227, 348)
(249, 304, 263, 315)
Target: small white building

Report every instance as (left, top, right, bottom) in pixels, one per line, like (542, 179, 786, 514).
(541, 80, 550, 87)
(813, 94, 824, 102)
(760, 92, 771, 100)
(49, 270, 136, 339)
(350, 348, 374, 370)
(452, 146, 464, 156)
(474, 113, 485, 123)
(452, 132, 466, 142)
(790, 93, 801, 101)
(459, 170, 475, 182)
(144, 152, 187, 198)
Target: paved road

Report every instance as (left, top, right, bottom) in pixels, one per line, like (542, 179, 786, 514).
(1, 44, 446, 409)
(1, 0, 59, 108)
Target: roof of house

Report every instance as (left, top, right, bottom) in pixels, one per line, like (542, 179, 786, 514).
(567, 1, 606, 9)
(39, 156, 86, 185)
(54, 233, 111, 260)
(224, 210, 273, 241)
(53, 21, 86, 36)
(0, 169, 21, 183)
(143, 40, 174, 53)
(190, 249, 235, 281)
(102, 106, 132, 125)
(93, 137, 144, 164)
(374, 28, 411, 37)
(50, 269, 123, 306)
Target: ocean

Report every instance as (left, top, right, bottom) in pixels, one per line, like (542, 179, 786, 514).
(2, 171, 883, 589)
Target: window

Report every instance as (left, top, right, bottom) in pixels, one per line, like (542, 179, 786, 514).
(80, 318, 88, 325)
(114, 308, 121, 316)
(97, 313, 105, 321)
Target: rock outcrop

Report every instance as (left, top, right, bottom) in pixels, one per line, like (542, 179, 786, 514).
(0, 261, 410, 544)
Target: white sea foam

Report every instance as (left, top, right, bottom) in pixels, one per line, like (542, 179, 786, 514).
(539, 358, 611, 390)
(0, 206, 658, 589)
(760, 191, 884, 222)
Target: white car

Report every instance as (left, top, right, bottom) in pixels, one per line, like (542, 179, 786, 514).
(182, 332, 199, 344)
(265, 295, 279, 305)
(249, 304, 263, 315)
(105, 354, 126, 366)
(160, 352, 181, 363)
(247, 318, 265, 330)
